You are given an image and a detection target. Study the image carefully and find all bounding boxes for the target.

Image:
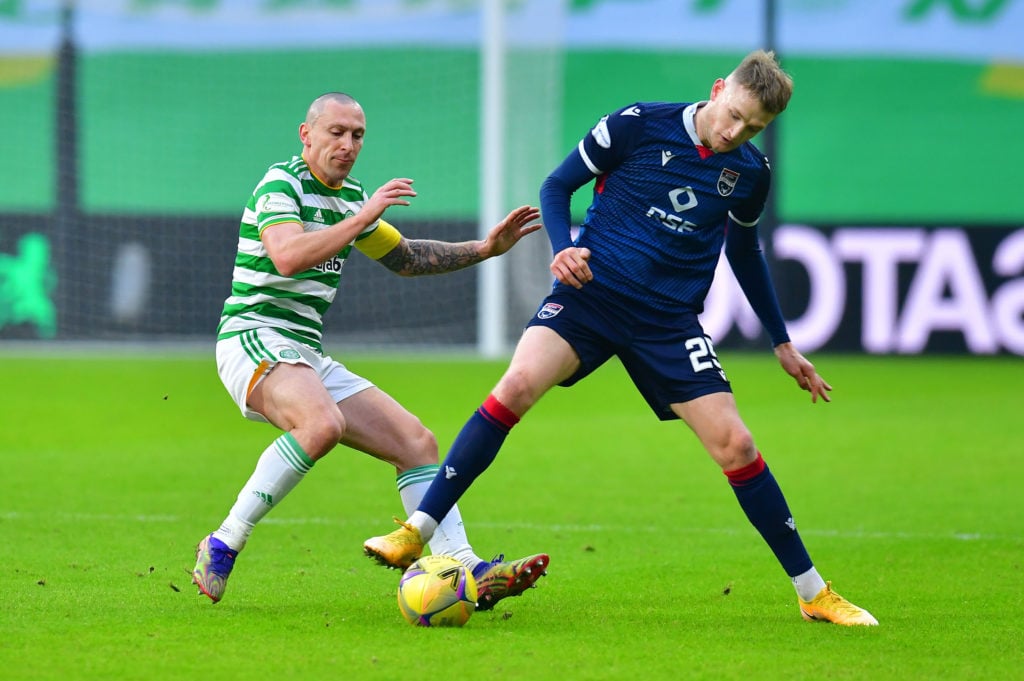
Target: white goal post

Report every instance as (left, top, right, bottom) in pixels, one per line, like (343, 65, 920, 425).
(478, 0, 567, 357)
(477, 0, 508, 358)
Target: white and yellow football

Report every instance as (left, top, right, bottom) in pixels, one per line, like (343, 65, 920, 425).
(397, 554, 477, 627)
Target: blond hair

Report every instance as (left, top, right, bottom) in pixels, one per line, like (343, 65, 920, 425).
(729, 50, 793, 115)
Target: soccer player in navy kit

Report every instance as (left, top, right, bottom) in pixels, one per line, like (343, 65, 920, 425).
(366, 51, 877, 625)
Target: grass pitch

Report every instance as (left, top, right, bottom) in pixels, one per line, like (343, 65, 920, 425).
(1, 350, 1021, 680)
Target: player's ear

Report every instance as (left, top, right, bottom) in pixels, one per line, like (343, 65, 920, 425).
(709, 78, 726, 101)
(298, 122, 310, 145)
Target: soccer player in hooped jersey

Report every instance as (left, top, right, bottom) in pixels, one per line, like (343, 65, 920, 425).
(192, 92, 551, 606)
(365, 51, 878, 625)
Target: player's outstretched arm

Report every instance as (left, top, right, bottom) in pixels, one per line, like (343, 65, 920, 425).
(478, 205, 543, 258)
(773, 342, 832, 403)
(378, 205, 540, 276)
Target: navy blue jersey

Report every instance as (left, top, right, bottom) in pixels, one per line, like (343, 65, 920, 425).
(551, 101, 771, 314)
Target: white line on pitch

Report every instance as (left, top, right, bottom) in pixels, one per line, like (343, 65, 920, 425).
(0, 510, 1015, 542)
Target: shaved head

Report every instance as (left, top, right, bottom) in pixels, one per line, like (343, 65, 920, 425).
(306, 92, 360, 127)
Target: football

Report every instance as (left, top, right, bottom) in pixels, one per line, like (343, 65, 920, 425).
(397, 554, 478, 627)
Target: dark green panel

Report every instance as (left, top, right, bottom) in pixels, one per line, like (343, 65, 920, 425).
(561, 51, 739, 136)
(777, 57, 1024, 224)
(0, 57, 56, 212)
(79, 49, 480, 217)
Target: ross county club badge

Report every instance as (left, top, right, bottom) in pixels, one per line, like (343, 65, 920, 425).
(537, 302, 563, 320)
(717, 168, 739, 197)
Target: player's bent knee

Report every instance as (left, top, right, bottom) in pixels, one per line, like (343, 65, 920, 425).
(384, 425, 440, 470)
(710, 429, 757, 471)
(494, 371, 540, 413)
(296, 409, 346, 460)
(407, 427, 439, 464)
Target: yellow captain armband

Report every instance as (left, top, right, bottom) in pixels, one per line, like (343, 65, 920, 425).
(354, 219, 403, 260)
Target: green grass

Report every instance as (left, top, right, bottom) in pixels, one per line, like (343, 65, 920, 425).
(1, 351, 1022, 680)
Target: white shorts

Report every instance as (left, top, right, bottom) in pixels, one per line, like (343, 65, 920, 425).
(216, 328, 374, 423)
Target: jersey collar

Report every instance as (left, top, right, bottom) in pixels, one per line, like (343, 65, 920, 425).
(684, 102, 715, 159)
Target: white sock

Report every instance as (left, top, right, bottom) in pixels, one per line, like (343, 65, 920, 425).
(792, 566, 827, 601)
(397, 465, 480, 571)
(212, 433, 314, 551)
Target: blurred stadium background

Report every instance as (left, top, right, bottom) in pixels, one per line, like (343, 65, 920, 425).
(1, 0, 1022, 355)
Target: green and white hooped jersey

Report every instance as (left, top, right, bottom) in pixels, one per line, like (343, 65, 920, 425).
(217, 155, 378, 352)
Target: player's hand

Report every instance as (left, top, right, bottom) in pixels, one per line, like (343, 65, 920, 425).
(363, 178, 417, 223)
(774, 342, 832, 403)
(550, 247, 592, 289)
(480, 205, 542, 257)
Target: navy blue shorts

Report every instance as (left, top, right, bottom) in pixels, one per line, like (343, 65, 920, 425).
(525, 282, 731, 421)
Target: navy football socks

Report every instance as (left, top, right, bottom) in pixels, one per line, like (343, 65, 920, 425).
(726, 453, 813, 577)
(419, 396, 518, 522)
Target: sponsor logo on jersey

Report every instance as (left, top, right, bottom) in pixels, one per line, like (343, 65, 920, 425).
(717, 168, 739, 197)
(279, 348, 301, 360)
(257, 193, 297, 215)
(661, 150, 677, 166)
(591, 115, 612, 148)
(313, 256, 344, 273)
(622, 106, 641, 116)
(537, 302, 564, 319)
(312, 208, 324, 223)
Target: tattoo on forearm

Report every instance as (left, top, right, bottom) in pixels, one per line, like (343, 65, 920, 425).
(379, 239, 483, 276)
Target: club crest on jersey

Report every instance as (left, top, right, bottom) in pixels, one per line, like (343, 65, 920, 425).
(537, 302, 564, 320)
(717, 169, 739, 197)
